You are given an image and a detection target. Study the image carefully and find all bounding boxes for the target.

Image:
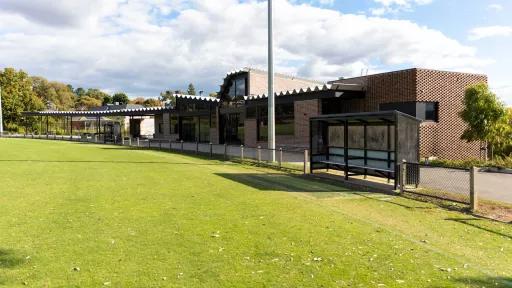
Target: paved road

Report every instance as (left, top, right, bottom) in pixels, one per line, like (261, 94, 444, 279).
(419, 167, 512, 204)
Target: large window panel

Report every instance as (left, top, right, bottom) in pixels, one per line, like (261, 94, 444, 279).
(199, 116, 210, 142)
(276, 103, 294, 136)
(379, 101, 439, 122)
(257, 106, 268, 141)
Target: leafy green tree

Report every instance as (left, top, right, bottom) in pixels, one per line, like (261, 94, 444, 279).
(74, 87, 86, 97)
(143, 98, 163, 107)
(112, 92, 129, 105)
(187, 83, 196, 96)
(129, 97, 145, 106)
(159, 90, 176, 107)
(209, 92, 218, 98)
(102, 95, 112, 106)
(459, 83, 508, 160)
(32, 77, 76, 111)
(0, 68, 44, 132)
(76, 96, 102, 110)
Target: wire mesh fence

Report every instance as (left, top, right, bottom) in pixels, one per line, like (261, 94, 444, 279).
(402, 162, 471, 204)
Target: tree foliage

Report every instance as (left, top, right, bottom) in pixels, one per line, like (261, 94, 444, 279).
(159, 90, 176, 107)
(459, 83, 511, 157)
(32, 77, 76, 110)
(112, 92, 129, 105)
(0, 68, 44, 131)
(143, 98, 163, 107)
(187, 83, 196, 96)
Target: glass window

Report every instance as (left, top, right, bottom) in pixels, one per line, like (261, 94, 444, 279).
(276, 103, 294, 136)
(199, 116, 210, 142)
(235, 78, 246, 97)
(257, 106, 268, 141)
(425, 102, 438, 122)
(379, 101, 438, 122)
(328, 126, 344, 147)
(170, 115, 178, 134)
(181, 117, 196, 142)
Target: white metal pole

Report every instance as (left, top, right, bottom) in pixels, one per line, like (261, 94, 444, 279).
(268, 0, 275, 161)
(0, 85, 3, 135)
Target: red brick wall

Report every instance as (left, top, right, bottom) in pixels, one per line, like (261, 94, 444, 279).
(338, 69, 487, 160)
(415, 69, 487, 159)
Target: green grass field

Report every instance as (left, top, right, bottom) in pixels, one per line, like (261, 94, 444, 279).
(0, 139, 511, 287)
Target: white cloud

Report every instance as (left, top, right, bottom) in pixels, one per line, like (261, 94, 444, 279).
(371, 0, 432, 15)
(469, 25, 512, 40)
(0, 0, 487, 97)
(488, 3, 504, 12)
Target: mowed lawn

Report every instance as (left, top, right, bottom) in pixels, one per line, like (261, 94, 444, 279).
(0, 139, 511, 287)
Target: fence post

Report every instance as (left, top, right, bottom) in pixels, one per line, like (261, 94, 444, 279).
(303, 149, 308, 174)
(128, 138, 132, 146)
(196, 142, 199, 154)
(224, 144, 228, 160)
(279, 148, 283, 168)
(257, 146, 261, 163)
(181, 140, 184, 152)
(122, 137, 125, 145)
(400, 160, 407, 194)
(159, 140, 162, 150)
(169, 140, 172, 151)
(136, 137, 140, 147)
(209, 143, 213, 158)
(470, 166, 478, 212)
(240, 145, 244, 161)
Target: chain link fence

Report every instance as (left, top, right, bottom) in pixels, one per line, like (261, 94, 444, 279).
(401, 162, 471, 204)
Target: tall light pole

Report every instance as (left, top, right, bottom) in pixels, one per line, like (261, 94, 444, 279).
(0, 85, 3, 135)
(268, 0, 275, 161)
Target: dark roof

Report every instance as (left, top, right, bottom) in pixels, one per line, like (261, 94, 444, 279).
(22, 106, 172, 117)
(89, 104, 144, 111)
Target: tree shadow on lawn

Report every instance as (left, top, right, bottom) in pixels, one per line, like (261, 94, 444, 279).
(0, 248, 26, 285)
(215, 173, 373, 197)
(445, 217, 512, 239)
(430, 276, 512, 288)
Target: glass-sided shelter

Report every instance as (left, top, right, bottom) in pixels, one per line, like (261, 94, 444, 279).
(310, 111, 421, 187)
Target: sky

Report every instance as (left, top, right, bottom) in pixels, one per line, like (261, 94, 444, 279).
(0, 0, 511, 104)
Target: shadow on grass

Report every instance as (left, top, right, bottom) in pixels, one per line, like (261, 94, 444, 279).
(353, 192, 437, 210)
(215, 173, 364, 196)
(0, 249, 24, 269)
(430, 276, 512, 288)
(445, 217, 512, 239)
(0, 249, 25, 286)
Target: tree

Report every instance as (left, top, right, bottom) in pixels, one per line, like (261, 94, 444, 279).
(74, 88, 108, 110)
(112, 92, 129, 105)
(143, 98, 163, 107)
(187, 83, 196, 96)
(32, 77, 76, 111)
(209, 92, 218, 98)
(102, 95, 112, 106)
(0, 68, 44, 132)
(129, 97, 145, 105)
(74, 87, 86, 97)
(459, 83, 508, 160)
(159, 90, 176, 107)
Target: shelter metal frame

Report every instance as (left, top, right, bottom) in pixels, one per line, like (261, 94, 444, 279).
(309, 111, 421, 188)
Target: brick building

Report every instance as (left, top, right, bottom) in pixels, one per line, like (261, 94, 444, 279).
(154, 67, 487, 160)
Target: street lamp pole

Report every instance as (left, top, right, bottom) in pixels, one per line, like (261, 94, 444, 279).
(268, 0, 275, 161)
